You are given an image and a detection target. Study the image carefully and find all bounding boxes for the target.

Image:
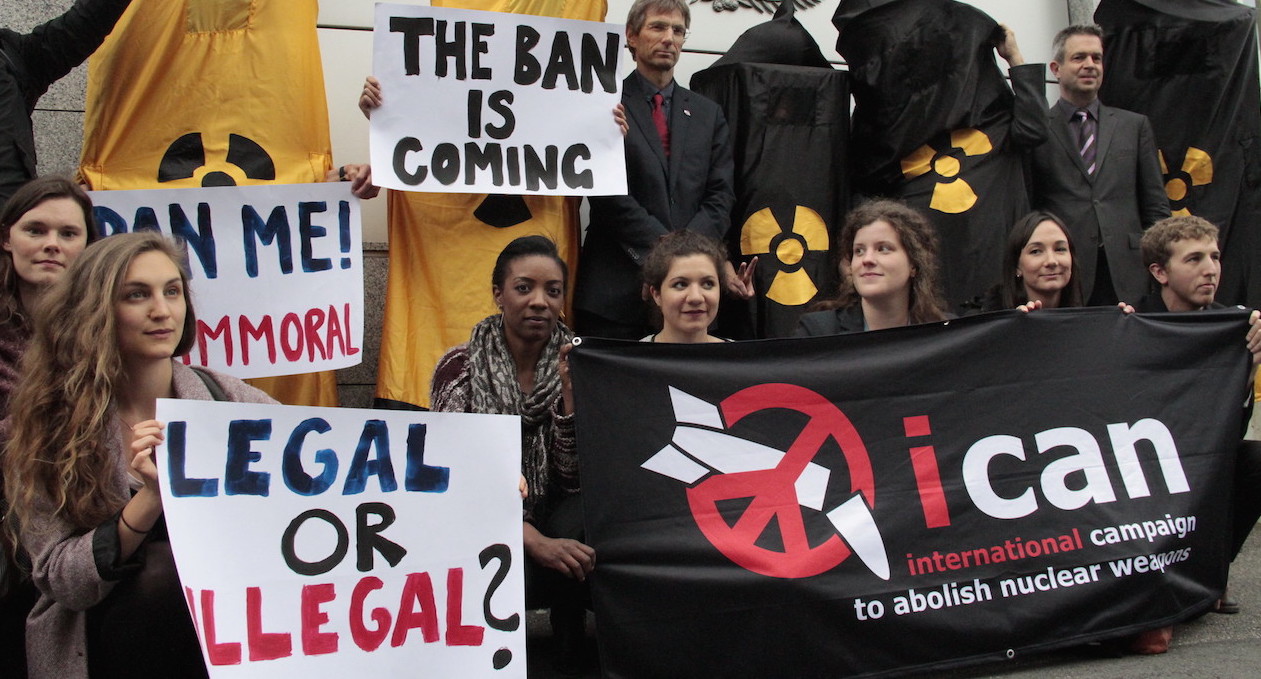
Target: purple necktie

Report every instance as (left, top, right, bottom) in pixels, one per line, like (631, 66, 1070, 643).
(1075, 109, 1097, 175)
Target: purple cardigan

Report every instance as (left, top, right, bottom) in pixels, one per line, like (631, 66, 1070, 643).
(21, 361, 275, 679)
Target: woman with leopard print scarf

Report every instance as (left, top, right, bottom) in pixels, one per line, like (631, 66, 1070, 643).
(429, 235, 592, 672)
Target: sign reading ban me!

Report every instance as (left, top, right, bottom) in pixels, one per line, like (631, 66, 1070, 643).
(90, 183, 363, 379)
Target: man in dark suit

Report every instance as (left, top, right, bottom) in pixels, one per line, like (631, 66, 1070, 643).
(1030, 24, 1169, 306)
(576, 0, 737, 339)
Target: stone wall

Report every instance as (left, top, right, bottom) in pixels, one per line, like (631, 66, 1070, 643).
(341, 244, 387, 408)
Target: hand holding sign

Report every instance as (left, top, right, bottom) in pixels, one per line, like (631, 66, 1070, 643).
(129, 419, 166, 489)
(119, 419, 167, 559)
(156, 399, 527, 677)
(523, 523, 595, 582)
(359, 76, 383, 120)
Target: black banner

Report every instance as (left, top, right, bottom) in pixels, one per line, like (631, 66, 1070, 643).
(572, 309, 1249, 677)
(834, 0, 1047, 311)
(1096, 0, 1261, 307)
(691, 4, 848, 339)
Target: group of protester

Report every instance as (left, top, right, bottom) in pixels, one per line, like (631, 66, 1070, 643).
(420, 0, 1261, 671)
(0, 178, 275, 677)
(0, 0, 1259, 677)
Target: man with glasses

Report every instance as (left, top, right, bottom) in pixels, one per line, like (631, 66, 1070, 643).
(577, 0, 738, 339)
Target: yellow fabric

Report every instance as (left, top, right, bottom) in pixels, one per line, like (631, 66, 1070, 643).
(377, 193, 580, 408)
(245, 374, 338, 408)
(78, 0, 337, 406)
(433, 0, 605, 20)
(78, 0, 332, 189)
(376, 0, 605, 409)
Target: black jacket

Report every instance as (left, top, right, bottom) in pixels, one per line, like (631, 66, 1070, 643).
(794, 306, 868, 337)
(1133, 294, 1226, 313)
(0, 0, 131, 206)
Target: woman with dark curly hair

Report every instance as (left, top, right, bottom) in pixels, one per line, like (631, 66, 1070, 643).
(797, 199, 949, 336)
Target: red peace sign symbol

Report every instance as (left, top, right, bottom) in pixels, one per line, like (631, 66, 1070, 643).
(685, 383, 875, 578)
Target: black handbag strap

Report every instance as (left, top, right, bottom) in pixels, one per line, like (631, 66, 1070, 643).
(189, 366, 227, 402)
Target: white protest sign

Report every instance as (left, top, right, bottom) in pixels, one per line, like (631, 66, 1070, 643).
(156, 399, 526, 678)
(370, 3, 627, 196)
(89, 183, 363, 379)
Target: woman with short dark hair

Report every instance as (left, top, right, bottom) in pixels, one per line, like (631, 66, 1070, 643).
(429, 235, 592, 672)
(641, 231, 730, 343)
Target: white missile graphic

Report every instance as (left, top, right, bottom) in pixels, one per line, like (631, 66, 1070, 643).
(642, 387, 890, 580)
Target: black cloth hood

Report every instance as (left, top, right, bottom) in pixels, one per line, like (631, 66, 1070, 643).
(711, 0, 831, 68)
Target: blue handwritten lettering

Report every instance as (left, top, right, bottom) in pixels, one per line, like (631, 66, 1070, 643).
(343, 420, 399, 494)
(283, 418, 339, 495)
(224, 419, 272, 496)
(241, 205, 294, 277)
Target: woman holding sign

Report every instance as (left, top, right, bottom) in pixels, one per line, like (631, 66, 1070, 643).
(2, 232, 275, 678)
(796, 200, 950, 336)
(430, 235, 592, 673)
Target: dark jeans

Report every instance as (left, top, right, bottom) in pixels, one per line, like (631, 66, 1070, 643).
(1233, 440, 1261, 561)
(0, 578, 35, 679)
(525, 494, 590, 612)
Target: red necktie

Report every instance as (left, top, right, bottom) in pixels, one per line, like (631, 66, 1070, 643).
(652, 93, 670, 158)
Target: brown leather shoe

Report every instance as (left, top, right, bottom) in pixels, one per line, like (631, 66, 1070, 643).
(1215, 594, 1241, 614)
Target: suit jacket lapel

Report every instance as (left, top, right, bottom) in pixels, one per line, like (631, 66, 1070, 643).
(668, 87, 690, 193)
(1047, 107, 1092, 181)
(624, 74, 669, 175)
(1094, 104, 1116, 176)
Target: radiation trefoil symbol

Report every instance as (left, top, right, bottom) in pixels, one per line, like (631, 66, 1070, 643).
(900, 129, 992, 214)
(641, 385, 890, 580)
(158, 132, 276, 187)
(1160, 147, 1213, 217)
(740, 206, 829, 306)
